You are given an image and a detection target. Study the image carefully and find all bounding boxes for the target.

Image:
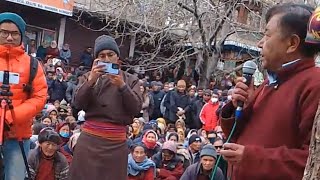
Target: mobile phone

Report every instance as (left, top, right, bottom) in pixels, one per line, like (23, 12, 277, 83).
(0, 71, 20, 85)
(97, 61, 120, 75)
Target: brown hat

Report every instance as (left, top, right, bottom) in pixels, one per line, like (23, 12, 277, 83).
(177, 80, 186, 87)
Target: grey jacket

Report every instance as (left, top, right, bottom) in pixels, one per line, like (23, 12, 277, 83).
(27, 147, 69, 180)
(73, 71, 142, 125)
(180, 162, 224, 180)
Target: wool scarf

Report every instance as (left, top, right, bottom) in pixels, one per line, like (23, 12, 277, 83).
(127, 154, 156, 177)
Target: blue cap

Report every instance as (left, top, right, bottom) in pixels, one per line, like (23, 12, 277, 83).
(0, 12, 26, 44)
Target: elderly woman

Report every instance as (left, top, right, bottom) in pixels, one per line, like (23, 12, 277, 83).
(128, 144, 156, 180)
(28, 128, 69, 180)
(70, 35, 142, 180)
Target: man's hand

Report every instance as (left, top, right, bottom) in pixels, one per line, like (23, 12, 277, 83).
(231, 77, 254, 108)
(219, 143, 245, 165)
(88, 59, 106, 82)
(107, 74, 125, 88)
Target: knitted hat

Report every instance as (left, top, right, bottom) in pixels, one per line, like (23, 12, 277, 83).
(189, 134, 202, 144)
(38, 128, 61, 145)
(94, 35, 120, 58)
(177, 80, 186, 87)
(306, 7, 320, 44)
(200, 144, 217, 159)
(0, 12, 26, 43)
(162, 141, 177, 154)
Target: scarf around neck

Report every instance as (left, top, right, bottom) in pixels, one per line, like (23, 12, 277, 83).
(127, 154, 156, 177)
(142, 130, 158, 149)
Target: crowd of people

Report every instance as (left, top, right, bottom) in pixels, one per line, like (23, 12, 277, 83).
(23, 34, 233, 180)
(1, 2, 320, 180)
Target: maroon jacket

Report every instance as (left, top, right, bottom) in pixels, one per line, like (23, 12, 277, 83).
(220, 59, 320, 180)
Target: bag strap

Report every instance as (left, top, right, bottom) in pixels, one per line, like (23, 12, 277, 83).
(23, 56, 39, 97)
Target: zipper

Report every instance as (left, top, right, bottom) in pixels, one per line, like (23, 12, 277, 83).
(6, 47, 10, 71)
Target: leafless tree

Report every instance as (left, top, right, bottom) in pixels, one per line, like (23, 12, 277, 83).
(73, 0, 270, 86)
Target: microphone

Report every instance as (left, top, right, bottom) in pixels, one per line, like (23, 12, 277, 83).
(235, 60, 257, 119)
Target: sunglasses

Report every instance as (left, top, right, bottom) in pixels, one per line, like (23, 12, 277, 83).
(214, 145, 223, 149)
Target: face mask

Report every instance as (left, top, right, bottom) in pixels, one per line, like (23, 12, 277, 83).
(60, 132, 69, 138)
(227, 95, 232, 101)
(211, 97, 218, 103)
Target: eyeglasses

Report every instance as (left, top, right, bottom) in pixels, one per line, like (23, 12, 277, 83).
(214, 145, 223, 149)
(0, 30, 21, 39)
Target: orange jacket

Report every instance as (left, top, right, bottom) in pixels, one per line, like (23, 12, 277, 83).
(0, 45, 47, 140)
(199, 102, 219, 131)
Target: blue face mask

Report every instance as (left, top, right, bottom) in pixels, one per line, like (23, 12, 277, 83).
(60, 132, 69, 138)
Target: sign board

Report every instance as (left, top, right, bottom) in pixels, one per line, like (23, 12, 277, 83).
(6, 0, 74, 16)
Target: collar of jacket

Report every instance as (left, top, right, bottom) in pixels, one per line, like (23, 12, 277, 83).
(0, 45, 25, 62)
(266, 58, 315, 87)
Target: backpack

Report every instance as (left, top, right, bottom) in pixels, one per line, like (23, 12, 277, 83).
(23, 56, 39, 97)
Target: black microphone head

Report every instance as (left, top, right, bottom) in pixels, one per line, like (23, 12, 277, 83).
(242, 61, 257, 75)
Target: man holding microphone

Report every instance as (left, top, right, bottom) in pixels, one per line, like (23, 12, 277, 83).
(219, 3, 320, 180)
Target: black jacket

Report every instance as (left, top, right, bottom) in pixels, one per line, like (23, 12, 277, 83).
(166, 90, 191, 123)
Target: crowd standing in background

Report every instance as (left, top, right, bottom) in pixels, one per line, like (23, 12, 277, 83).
(0, 2, 320, 180)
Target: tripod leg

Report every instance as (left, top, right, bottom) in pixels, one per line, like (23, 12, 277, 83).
(18, 141, 31, 180)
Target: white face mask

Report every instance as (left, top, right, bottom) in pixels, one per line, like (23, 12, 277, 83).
(211, 97, 218, 103)
(227, 95, 232, 101)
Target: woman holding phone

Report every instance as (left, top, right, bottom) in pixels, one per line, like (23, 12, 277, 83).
(70, 35, 143, 180)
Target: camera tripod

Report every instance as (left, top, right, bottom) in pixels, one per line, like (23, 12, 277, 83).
(0, 71, 31, 180)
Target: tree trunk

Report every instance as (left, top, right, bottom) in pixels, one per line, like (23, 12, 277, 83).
(303, 101, 320, 180)
(198, 51, 220, 88)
